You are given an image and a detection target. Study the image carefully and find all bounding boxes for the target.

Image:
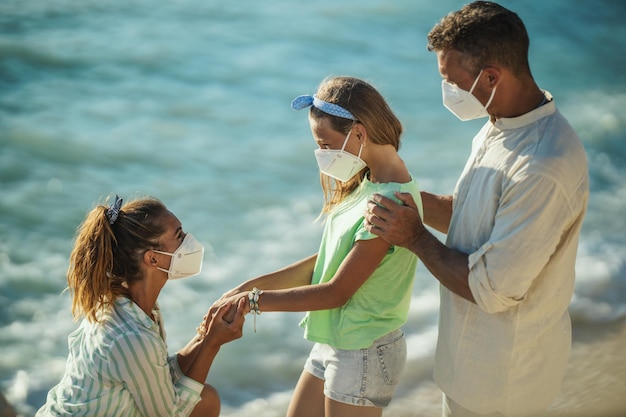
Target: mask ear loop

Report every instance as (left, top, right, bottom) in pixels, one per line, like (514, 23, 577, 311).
(469, 69, 497, 111)
(339, 128, 353, 152)
(483, 85, 497, 110)
(356, 141, 364, 159)
(340, 124, 365, 160)
(340, 120, 361, 151)
(351, 122, 365, 160)
(151, 250, 172, 275)
(468, 69, 484, 94)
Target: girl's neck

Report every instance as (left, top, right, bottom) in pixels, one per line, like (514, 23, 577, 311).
(366, 146, 410, 184)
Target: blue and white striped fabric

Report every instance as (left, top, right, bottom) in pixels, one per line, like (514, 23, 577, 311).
(36, 297, 203, 417)
(291, 94, 357, 120)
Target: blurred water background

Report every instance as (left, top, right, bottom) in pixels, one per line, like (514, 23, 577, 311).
(1, 0, 625, 415)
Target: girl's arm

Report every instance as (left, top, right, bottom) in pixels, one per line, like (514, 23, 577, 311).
(226, 238, 389, 313)
(221, 253, 318, 299)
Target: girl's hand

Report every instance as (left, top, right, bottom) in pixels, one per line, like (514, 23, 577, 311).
(218, 286, 243, 302)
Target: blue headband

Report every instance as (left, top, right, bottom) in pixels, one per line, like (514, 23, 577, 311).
(291, 95, 356, 120)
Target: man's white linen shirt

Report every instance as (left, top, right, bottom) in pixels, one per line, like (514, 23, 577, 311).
(434, 92, 589, 417)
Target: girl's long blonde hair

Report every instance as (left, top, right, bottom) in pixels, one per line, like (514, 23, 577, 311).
(310, 76, 403, 214)
(67, 197, 168, 323)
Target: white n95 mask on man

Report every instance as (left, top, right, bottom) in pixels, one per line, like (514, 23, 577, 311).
(442, 69, 496, 121)
(153, 234, 204, 280)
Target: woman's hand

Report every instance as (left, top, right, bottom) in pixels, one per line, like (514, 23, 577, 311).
(221, 293, 250, 323)
(180, 298, 248, 385)
(211, 287, 247, 323)
(208, 292, 251, 324)
(197, 297, 247, 347)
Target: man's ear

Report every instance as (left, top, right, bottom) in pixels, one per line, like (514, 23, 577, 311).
(483, 66, 501, 87)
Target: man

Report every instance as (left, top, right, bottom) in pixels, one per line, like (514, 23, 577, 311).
(364, 2, 589, 417)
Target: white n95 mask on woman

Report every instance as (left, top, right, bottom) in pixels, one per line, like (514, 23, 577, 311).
(153, 234, 204, 280)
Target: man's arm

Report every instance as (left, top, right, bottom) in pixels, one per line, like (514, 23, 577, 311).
(364, 192, 475, 303)
(420, 191, 453, 234)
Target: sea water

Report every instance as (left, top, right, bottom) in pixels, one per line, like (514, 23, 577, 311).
(0, 0, 625, 415)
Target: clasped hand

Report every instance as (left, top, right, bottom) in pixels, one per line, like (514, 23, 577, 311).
(196, 297, 247, 346)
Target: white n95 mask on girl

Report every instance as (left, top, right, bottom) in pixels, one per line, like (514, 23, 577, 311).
(153, 234, 204, 280)
(314, 129, 366, 182)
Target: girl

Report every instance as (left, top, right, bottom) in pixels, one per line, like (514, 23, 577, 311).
(37, 196, 246, 417)
(219, 76, 423, 417)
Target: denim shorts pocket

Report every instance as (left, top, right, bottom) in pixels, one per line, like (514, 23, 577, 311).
(376, 332, 407, 386)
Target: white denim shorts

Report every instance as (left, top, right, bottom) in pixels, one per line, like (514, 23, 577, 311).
(303, 328, 406, 408)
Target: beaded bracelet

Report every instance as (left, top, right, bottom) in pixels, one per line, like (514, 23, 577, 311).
(248, 287, 263, 332)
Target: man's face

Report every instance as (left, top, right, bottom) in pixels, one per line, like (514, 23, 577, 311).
(436, 49, 475, 91)
(437, 49, 494, 109)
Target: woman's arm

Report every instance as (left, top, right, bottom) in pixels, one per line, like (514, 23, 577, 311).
(110, 302, 244, 417)
(177, 300, 246, 380)
(111, 333, 203, 416)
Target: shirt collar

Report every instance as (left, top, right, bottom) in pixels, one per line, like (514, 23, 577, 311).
(493, 90, 555, 131)
(115, 297, 160, 331)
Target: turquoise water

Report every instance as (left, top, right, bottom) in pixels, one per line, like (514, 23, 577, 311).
(1, 0, 625, 415)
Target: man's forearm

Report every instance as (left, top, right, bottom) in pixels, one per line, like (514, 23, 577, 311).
(410, 227, 475, 303)
(420, 192, 453, 234)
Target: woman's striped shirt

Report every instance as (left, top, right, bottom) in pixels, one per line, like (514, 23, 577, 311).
(36, 297, 203, 416)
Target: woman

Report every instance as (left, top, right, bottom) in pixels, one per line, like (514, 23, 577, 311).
(219, 76, 423, 417)
(37, 195, 246, 417)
